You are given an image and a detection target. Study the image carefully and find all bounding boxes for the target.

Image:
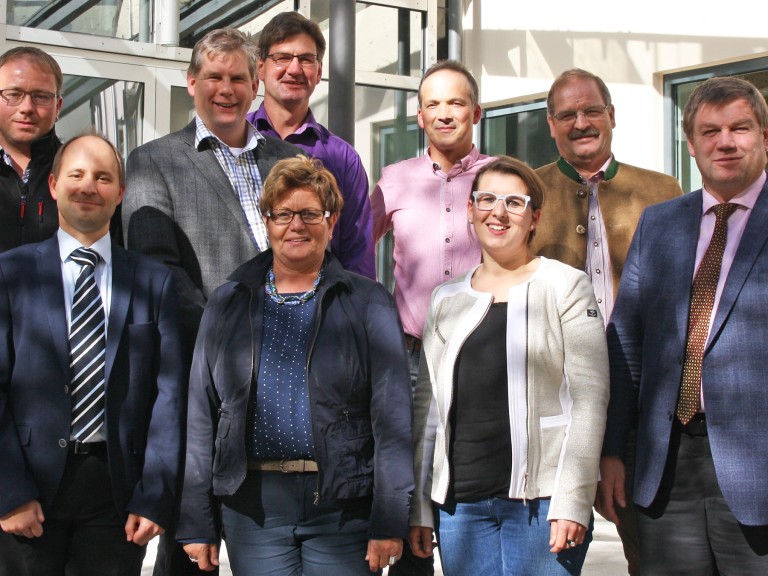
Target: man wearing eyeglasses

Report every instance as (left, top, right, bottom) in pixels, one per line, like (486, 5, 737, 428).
(0, 47, 62, 253)
(245, 11, 374, 279)
(122, 27, 300, 576)
(531, 68, 682, 576)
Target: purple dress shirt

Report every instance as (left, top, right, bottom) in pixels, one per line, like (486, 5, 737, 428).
(371, 147, 493, 338)
(247, 105, 375, 278)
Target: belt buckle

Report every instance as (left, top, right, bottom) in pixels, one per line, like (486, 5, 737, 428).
(279, 459, 293, 473)
(73, 441, 89, 454)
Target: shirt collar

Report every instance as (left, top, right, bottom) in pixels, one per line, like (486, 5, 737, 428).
(252, 103, 328, 141)
(701, 170, 766, 214)
(194, 116, 265, 152)
(427, 145, 482, 176)
(57, 228, 113, 265)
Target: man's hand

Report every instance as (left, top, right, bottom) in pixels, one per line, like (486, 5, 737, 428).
(409, 526, 435, 558)
(365, 537, 403, 573)
(0, 500, 45, 538)
(183, 543, 219, 572)
(124, 514, 164, 546)
(596, 456, 626, 525)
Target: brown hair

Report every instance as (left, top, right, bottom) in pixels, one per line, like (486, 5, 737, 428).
(258, 11, 326, 61)
(682, 76, 768, 138)
(188, 28, 257, 79)
(0, 47, 63, 93)
(418, 60, 479, 108)
(51, 132, 125, 189)
(546, 68, 612, 116)
(260, 155, 343, 216)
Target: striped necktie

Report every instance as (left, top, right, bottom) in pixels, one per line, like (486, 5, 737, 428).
(677, 203, 738, 424)
(69, 247, 106, 442)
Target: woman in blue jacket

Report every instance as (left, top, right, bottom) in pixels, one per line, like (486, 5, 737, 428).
(178, 156, 414, 575)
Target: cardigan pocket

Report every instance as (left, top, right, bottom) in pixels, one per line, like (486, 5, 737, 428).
(539, 414, 569, 467)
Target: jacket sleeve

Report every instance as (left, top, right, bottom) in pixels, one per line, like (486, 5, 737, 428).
(366, 284, 414, 539)
(603, 216, 645, 459)
(126, 269, 186, 530)
(548, 271, 609, 527)
(122, 143, 207, 343)
(176, 289, 226, 541)
(409, 293, 440, 529)
(0, 262, 41, 517)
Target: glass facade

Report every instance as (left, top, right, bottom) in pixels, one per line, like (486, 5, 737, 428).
(481, 101, 558, 169)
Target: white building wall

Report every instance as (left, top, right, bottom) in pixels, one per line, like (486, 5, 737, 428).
(463, 0, 768, 172)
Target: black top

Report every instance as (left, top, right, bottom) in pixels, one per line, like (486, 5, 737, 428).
(0, 129, 61, 253)
(449, 302, 513, 501)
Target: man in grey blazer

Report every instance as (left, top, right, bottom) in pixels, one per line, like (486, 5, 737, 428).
(599, 76, 768, 574)
(121, 28, 299, 576)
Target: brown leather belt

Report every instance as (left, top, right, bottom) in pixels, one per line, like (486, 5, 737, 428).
(247, 459, 318, 473)
(405, 335, 422, 353)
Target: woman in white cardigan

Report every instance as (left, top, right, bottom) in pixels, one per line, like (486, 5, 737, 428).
(409, 156, 609, 575)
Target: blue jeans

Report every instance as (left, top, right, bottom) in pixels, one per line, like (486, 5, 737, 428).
(221, 471, 373, 576)
(436, 497, 592, 576)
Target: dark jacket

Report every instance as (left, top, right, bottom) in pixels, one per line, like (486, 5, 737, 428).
(178, 250, 414, 541)
(0, 130, 60, 252)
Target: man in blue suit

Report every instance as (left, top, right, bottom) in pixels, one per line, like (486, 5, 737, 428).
(599, 76, 768, 574)
(0, 133, 185, 575)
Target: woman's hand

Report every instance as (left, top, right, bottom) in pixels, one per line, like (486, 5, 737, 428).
(409, 525, 435, 558)
(182, 543, 219, 572)
(365, 537, 403, 573)
(549, 519, 587, 553)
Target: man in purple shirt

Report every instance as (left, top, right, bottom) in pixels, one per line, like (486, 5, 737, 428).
(370, 60, 492, 576)
(246, 11, 374, 278)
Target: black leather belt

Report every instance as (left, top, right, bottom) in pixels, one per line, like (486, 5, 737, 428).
(675, 413, 707, 436)
(68, 441, 107, 455)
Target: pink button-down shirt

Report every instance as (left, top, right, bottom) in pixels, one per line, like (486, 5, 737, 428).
(371, 147, 493, 338)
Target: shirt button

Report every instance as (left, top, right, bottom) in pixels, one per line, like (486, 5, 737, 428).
(593, 241, 599, 247)
(589, 191, 594, 196)
(596, 269, 601, 274)
(591, 215, 596, 220)
(64, 385, 69, 394)
(447, 177, 452, 182)
(59, 439, 68, 448)
(444, 270, 450, 276)
(597, 298, 603, 303)
(576, 225, 586, 235)
(446, 207, 451, 212)
(445, 238, 451, 243)
(577, 190, 587, 198)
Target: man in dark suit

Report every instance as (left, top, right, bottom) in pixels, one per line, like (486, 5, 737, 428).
(0, 133, 184, 576)
(121, 28, 299, 575)
(599, 76, 768, 574)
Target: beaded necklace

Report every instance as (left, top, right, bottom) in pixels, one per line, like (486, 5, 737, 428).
(265, 266, 324, 306)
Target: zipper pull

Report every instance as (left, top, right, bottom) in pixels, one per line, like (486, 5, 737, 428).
(313, 491, 320, 506)
(343, 410, 349, 421)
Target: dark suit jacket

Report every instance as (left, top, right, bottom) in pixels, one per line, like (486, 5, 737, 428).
(121, 120, 301, 350)
(604, 176, 768, 526)
(0, 236, 185, 530)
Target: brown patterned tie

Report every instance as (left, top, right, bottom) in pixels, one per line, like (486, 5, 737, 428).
(677, 203, 739, 424)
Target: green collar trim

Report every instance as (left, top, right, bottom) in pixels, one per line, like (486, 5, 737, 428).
(556, 156, 620, 182)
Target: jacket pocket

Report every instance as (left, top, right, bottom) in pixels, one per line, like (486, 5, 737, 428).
(539, 414, 568, 467)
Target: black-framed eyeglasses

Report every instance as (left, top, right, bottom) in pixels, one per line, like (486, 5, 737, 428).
(266, 53, 319, 69)
(550, 105, 610, 123)
(0, 89, 58, 107)
(472, 191, 531, 214)
(266, 209, 330, 225)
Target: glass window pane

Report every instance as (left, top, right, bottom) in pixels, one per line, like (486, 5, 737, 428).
(356, 3, 423, 77)
(482, 103, 558, 168)
(57, 75, 144, 159)
(9, 0, 154, 42)
(357, 84, 421, 289)
(170, 86, 195, 133)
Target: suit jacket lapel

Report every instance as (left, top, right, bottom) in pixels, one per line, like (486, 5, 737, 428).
(707, 180, 768, 348)
(36, 237, 70, 377)
(105, 246, 132, 384)
(674, 192, 704, 350)
(180, 121, 251, 230)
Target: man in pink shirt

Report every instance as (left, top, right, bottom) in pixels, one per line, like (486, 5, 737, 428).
(370, 60, 492, 576)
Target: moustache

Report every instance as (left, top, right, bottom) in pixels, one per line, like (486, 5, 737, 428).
(568, 128, 599, 140)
